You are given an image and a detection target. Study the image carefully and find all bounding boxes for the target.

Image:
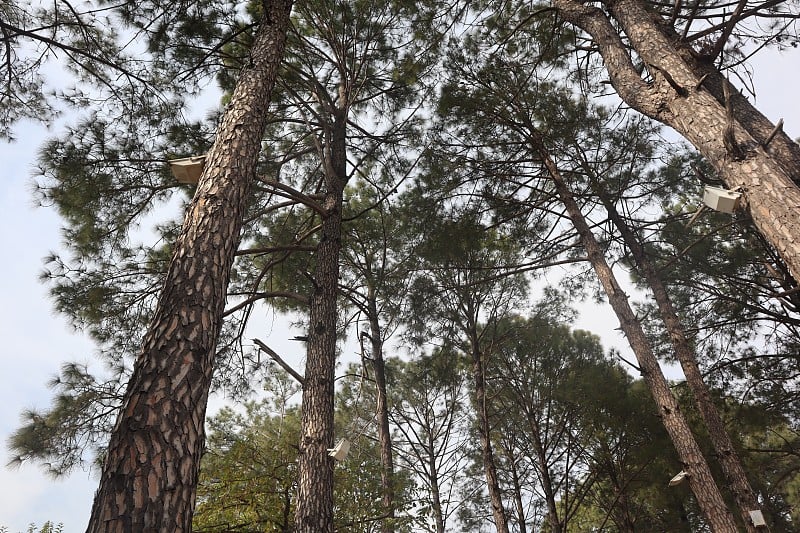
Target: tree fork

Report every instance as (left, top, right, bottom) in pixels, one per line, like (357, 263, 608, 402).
(531, 134, 739, 532)
(554, 0, 800, 285)
(85, 2, 294, 531)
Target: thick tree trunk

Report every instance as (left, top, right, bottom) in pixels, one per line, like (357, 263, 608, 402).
(593, 179, 763, 532)
(294, 110, 348, 533)
(531, 136, 739, 531)
(367, 292, 397, 533)
(554, 0, 800, 285)
(84, 3, 292, 532)
(469, 337, 511, 533)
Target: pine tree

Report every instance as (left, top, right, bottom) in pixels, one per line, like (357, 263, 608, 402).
(84, 2, 294, 530)
(552, 0, 800, 285)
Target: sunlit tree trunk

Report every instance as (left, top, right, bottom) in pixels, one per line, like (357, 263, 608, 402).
(294, 109, 348, 533)
(85, 3, 293, 531)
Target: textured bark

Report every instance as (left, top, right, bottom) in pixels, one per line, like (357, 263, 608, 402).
(85, 3, 293, 532)
(594, 181, 763, 532)
(469, 336, 511, 533)
(366, 292, 397, 533)
(532, 137, 739, 532)
(554, 0, 800, 285)
(294, 109, 348, 533)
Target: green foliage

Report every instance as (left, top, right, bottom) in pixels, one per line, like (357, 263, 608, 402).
(12, 0, 447, 477)
(8, 1, 800, 531)
(194, 368, 420, 532)
(8, 362, 123, 475)
(0, 522, 64, 533)
(194, 401, 301, 532)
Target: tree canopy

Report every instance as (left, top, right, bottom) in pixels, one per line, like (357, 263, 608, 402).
(4, 0, 800, 531)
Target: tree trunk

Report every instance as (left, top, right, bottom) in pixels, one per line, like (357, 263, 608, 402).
(527, 415, 561, 533)
(367, 290, 396, 533)
(469, 336, 511, 533)
(505, 446, 528, 533)
(592, 176, 763, 532)
(554, 0, 800, 285)
(531, 135, 739, 532)
(85, 3, 293, 532)
(294, 109, 348, 533)
(428, 425, 446, 533)
(602, 444, 636, 533)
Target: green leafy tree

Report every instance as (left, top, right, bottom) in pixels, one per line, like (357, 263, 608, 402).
(433, 13, 745, 526)
(194, 398, 300, 532)
(337, 181, 422, 531)
(10, 0, 440, 528)
(236, 2, 445, 529)
(567, 378, 699, 532)
(193, 367, 417, 533)
(407, 201, 534, 533)
(7, 0, 295, 529)
(487, 312, 610, 533)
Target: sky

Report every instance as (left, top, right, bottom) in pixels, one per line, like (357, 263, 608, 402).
(1, 41, 800, 533)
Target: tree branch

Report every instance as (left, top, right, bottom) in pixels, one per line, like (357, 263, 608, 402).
(0, 19, 148, 85)
(551, 0, 662, 117)
(252, 338, 305, 385)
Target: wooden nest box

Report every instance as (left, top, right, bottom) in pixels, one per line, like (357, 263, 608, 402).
(327, 439, 350, 462)
(702, 186, 742, 214)
(168, 155, 207, 184)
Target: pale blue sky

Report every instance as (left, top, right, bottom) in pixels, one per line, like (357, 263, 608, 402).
(1, 45, 798, 532)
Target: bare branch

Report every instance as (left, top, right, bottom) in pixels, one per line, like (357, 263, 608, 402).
(252, 338, 305, 385)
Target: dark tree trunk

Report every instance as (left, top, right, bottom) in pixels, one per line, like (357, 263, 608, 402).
(428, 428, 446, 533)
(367, 291, 396, 533)
(294, 109, 348, 533)
(84, 3, 293, 532)
(527, 416, 561, 533)
(593, 178, 763, 532)
(530, 135, 739, 532)
(554, 0, 800, 285)
(469, 336, 511, 533)
(601, 442, 637, 533)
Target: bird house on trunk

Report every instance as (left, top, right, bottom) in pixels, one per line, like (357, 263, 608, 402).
(702, 186, 742, 214)
(327, 439, 350, 461)
(169, 155, 207, 184)
(748, 510, 767, 527)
